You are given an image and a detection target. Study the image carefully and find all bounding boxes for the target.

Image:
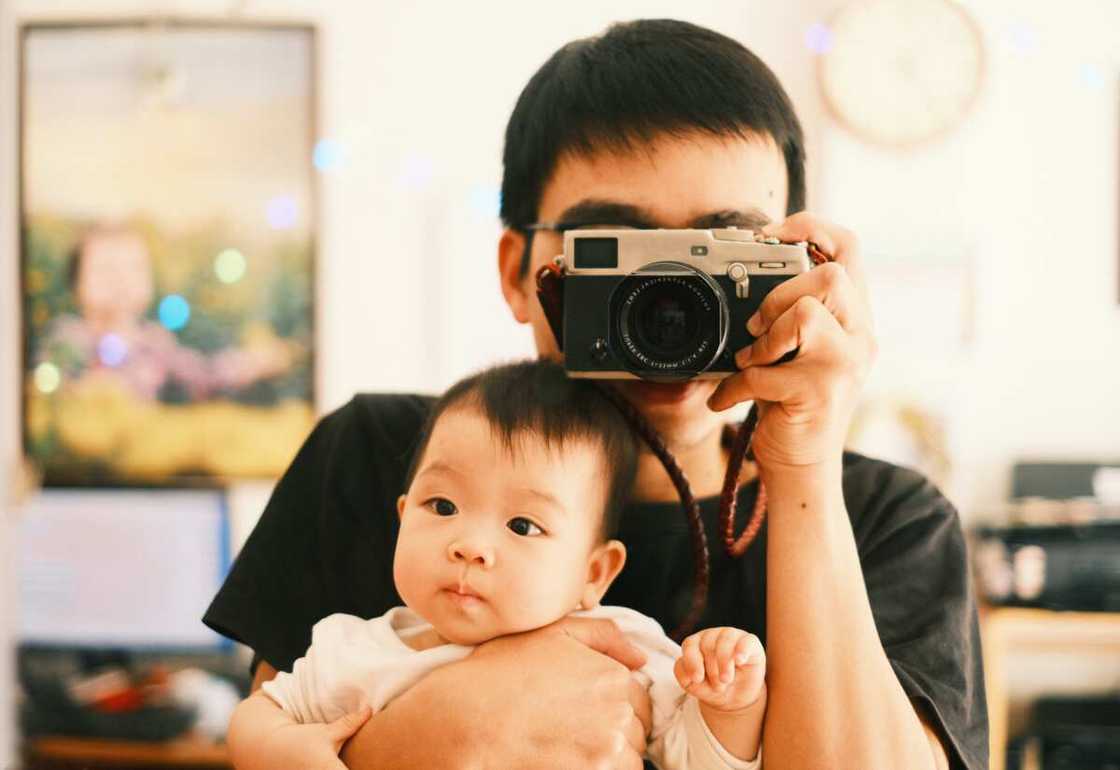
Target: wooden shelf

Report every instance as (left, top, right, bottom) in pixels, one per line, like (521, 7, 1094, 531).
(980, 606, 1120, 770)
(24, 734, 230, 770)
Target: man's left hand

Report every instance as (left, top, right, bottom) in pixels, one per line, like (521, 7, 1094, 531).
(707, 212, 877, 471)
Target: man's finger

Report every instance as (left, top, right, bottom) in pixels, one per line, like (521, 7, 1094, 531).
(708, 363, 797, 412)
(628, 675, 653, 741)
(763, 213, 867, 298)
(747, 261, 863, 338)
(327, 704, 372, 748)
(738, 294, 844, 369)
(558, 617, 648, 670)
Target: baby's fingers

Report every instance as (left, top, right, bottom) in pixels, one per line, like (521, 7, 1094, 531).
(700, 629, 732, 688)
(714, 630, 744, 683)
(679, 634, 706, 686)
(733, 633, 765, 669)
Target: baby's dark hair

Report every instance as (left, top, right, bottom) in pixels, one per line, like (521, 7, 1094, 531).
(404, 359, 638, 540)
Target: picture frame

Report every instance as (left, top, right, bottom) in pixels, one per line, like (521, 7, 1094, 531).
(19, 20, 318, 486)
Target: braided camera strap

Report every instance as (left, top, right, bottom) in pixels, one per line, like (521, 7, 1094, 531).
(535, 242, 830, 640)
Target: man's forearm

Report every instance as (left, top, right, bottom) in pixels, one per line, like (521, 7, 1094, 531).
(759, 460, 938, 770)
(340, 669, 474, 770)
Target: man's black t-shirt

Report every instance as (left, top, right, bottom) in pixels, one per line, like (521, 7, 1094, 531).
(204, 394, 989, 770)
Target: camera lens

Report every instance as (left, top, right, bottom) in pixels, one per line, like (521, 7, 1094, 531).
(633, 284, 699, 357)
(611, 262, 728, 379)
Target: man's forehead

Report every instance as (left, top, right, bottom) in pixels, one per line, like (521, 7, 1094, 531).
(537, 132, 788, 225)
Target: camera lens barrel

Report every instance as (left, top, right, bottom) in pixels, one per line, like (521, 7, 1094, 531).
(610, 261, 729, 380)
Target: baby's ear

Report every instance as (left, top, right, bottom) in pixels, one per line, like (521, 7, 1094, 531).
(396, 494, 407, 520)
(581, 539, 627, 610)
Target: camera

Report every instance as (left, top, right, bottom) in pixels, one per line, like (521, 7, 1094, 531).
(558, 228, 811, 382)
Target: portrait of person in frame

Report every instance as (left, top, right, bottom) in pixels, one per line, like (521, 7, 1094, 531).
(20, 22, 317, 486)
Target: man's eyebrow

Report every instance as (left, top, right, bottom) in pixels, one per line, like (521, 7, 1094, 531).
(555, 198, 771, 230)
(689, 208, 772, 230)
(555, 199, 659, 229)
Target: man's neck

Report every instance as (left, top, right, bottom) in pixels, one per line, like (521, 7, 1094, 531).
(631, 423, 755, 503)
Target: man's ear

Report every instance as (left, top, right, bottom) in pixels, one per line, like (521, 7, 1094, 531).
(396, 494, 407, 520)
(498, 228, 532, 324)
(580, 540, 627, 610)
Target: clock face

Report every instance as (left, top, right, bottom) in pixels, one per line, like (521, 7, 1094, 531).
(817, 0, 985, 148)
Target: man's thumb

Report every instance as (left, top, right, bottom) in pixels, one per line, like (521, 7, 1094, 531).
(562, 617, 647, 670)
(327, 704, 373, 749)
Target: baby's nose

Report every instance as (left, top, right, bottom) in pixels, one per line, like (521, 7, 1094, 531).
(448, 539, 493, 567)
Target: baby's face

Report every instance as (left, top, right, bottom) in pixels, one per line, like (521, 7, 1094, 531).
(393, 405, 612, 646)
(76, 232, 154, 324)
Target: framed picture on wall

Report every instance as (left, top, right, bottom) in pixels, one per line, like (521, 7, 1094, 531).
(19, 21, 317, 486)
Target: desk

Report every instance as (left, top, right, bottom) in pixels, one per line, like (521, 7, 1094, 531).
(24, 735, 231, 770)
(981, 606, 1120, 770)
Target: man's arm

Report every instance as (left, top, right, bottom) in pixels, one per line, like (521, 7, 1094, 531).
(708, 213, 963, 769)
(760, 463, 948, 770)
(918, 700, 952, 770)
(250, 618, 652, 770)
(249, 660, 277, 691)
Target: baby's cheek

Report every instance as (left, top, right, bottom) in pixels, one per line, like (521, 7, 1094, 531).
(392, 540, 426, 607)
(522, 560, 585, 622)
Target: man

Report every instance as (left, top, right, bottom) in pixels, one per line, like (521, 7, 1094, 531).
(206, 19, 987, 770)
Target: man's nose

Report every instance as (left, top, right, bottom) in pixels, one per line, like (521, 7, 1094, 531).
(448, 538, 494, 568)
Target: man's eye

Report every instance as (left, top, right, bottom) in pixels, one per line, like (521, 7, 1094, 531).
(507, 517, 544, 537)
(427, 498, 457, 516)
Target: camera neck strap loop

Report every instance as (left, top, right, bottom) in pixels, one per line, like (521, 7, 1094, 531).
(534, 241, 832, 640)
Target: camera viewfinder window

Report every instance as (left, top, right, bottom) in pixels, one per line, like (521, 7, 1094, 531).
(574, 237, 618, 269)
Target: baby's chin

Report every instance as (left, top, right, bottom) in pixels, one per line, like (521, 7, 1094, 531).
(428, 612, 564, 648)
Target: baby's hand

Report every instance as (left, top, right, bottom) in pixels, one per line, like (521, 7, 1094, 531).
(673, 627, 766, 712)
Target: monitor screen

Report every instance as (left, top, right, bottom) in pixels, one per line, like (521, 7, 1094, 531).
(19, 489, 229, 649)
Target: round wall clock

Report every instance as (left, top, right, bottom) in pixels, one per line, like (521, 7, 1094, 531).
(817, 0, 986, 148)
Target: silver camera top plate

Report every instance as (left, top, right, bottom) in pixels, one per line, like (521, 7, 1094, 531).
(561, 227, 810, 276)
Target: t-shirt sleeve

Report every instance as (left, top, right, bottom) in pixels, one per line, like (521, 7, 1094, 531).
(853, 462, 989, 770)
(202, 396, 421, 674)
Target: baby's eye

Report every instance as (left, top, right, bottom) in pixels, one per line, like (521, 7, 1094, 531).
(426, 498, 457, 516)
(507, 517, 544, 537)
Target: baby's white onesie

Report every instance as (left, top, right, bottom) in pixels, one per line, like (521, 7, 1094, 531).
(263, 605, 761, 770)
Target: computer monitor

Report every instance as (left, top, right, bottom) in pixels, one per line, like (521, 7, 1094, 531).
(19, 489, 230, 650)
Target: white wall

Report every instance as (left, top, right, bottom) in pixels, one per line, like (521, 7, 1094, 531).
(816, 0, 1120, 516)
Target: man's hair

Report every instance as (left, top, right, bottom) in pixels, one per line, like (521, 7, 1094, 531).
(500, 18, 806, 276)
(404, 359, 639, 541)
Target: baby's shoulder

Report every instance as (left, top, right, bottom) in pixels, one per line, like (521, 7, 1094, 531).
(308, 609, 406, 651)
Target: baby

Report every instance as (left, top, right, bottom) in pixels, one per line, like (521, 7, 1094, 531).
(228, 359, 767, 769)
